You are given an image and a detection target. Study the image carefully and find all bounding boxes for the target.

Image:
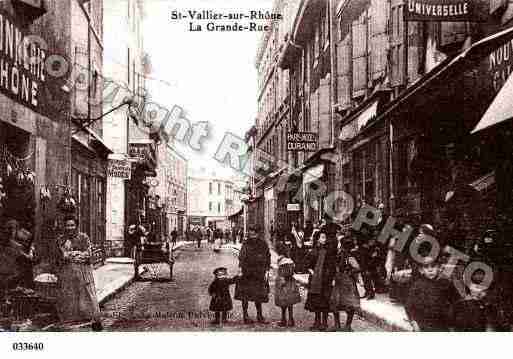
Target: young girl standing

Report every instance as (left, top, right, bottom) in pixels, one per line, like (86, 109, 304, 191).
(274, 243, 301, 327)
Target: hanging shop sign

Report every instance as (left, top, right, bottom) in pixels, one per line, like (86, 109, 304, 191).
(128, 142, 156, 163)
(0, 9, 50, 115)
(264, 187, 274, 201)
(404, 0, 483, 22)
(107, 159, 131, 179)
(287, 132, 318, 152)
(287, 203, 300, 211)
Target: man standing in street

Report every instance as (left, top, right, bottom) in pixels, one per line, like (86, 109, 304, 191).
(195, 226, 202, 249)
(170, 227, 178, 248)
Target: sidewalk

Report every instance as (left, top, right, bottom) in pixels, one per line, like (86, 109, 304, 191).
(94, 241, 188, 305)
(225, 243, 413, 331)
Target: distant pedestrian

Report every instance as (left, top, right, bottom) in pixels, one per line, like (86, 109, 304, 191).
(208, 267, 238, 325)
(195, 227, 202, 249)
(170, 227, 178, 247)
(232, 227, 237, 244)
(274, 243, 301, 327)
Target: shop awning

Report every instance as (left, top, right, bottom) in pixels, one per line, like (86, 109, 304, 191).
(303, 164, 324, 185)
(228, 208, 243, 219)
(375, 25, 513, 125)
(472, 71, 513, 134)
(339, 100, 378, 141)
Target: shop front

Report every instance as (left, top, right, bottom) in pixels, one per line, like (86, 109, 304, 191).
(377, 25, 513, 250)
(70, 131, 111, 267)
(125, 141, 158, 249)
(338, 92, 391, 220)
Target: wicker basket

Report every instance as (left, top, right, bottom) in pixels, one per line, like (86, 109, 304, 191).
(34, 276, 59, 301)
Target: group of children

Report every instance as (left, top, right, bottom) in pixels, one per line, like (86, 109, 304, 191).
(208, 229, 504, 331)
(207, 234, 360, 330)
(207, 246, 302, 327)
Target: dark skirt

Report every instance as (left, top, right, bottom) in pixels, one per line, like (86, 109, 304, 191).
(210, 294, 233, 312)
(305, 291, 332, 312)
(234, 275, 269, 303)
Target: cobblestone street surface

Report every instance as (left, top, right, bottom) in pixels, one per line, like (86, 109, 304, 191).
(101, 243, 380, 331)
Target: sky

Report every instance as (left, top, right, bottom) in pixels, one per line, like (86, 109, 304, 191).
(143, 0, 274, 179)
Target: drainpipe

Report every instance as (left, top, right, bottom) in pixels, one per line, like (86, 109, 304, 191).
(329, 0, 337, 148)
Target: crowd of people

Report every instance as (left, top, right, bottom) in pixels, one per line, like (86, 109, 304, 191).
(208, 212, 513, 331)
(186, 225, 244, 249)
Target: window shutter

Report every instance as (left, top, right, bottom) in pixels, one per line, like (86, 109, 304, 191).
(337, 34, 351, 108)
(352, 11, 368, 97)
(370, 0, 389, 80)
(407, 22, 425, 83)
(440, 22, 468, 47)
(390, 0, 405, 87)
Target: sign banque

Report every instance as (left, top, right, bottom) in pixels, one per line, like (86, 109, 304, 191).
(404, 0, 478, 22)
(0, 10, 47, 113)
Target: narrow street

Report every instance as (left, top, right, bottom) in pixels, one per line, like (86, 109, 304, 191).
(101, 243, 380, 331)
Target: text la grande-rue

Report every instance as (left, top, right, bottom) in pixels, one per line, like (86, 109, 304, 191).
(189, 22, 270, 32)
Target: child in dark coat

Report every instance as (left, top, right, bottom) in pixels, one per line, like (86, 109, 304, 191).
(208, 267, 238, 325)
(405, 257, 457, 331)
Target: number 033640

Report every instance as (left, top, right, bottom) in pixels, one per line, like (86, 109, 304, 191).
(12, 342, 44, 351)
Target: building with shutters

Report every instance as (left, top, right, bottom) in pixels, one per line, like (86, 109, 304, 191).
(103, 0, 158, 257)
(187, 169, 240, 231)
(253, 0, 513, 247)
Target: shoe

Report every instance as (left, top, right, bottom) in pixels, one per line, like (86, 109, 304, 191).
(91, 321, 103, 332)
(278, 320, 287, 327)
(309, 324, 320, 331)
(243, 318, 254, 324)
(319, 323, 328, 331)
(287, 319, 295, 328)
(366, 294, 375, 300)
(344, 326, 353, 332)
(210, 320, 220, 325)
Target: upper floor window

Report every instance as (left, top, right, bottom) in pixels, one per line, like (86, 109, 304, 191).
(209, 182, 213, 195)
(217, 183, 221, 195)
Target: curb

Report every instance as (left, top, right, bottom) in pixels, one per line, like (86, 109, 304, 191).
(226, 244, 410, 331)
(97, 242, 190, 306)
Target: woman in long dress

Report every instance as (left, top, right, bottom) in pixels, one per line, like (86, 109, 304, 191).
(55, 216, 102, 331)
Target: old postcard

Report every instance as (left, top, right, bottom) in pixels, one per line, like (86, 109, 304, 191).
(0, 0, 512, 355)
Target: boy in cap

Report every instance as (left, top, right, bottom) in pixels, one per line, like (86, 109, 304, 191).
(208, 267, 238, 325)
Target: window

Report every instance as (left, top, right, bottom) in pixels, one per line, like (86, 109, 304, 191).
(217, 183, 221, 195)
(218, 203, 221, 213)
(209, 182, 213, 194)
(209, 202, 213, 211)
